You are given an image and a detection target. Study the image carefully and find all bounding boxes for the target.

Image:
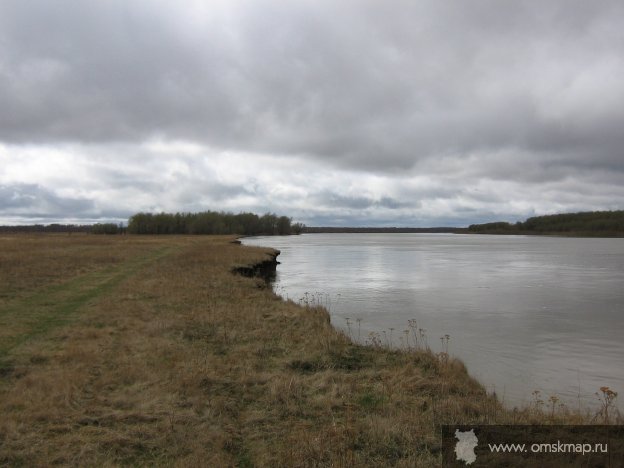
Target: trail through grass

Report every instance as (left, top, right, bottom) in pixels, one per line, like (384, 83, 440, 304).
(0, 245, 174, 368)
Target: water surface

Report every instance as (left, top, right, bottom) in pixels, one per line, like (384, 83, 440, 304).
(243, 233, 623, 409)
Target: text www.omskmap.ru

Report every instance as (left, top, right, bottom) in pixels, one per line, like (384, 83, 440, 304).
(489, 441, 608, 455)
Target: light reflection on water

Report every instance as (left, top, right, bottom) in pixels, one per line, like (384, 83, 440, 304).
(243, 233, 624, 409)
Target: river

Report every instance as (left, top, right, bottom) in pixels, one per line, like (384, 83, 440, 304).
(243, 233, 623, 410)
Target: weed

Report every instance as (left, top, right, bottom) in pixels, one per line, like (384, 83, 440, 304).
(437, 334, 450, 366)
(594, 386, 619, 423)
(366, 331, 383, 348)
(548, 394, 559, 420)
(419, 327, 429, 350)
(407, 319, 418, 349)
(532, 390, 544, 414)
(345, 317, 353, 339)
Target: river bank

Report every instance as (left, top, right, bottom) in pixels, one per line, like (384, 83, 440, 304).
(0, 234, 604, 466)
(244, 232, 624, 414)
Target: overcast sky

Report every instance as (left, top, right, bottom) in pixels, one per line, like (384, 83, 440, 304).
(1, 0, 623, 226)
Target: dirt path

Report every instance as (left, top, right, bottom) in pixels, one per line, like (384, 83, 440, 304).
(0, 246, 174, 369)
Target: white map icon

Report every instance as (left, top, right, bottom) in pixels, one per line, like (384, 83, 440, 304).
(454, 429, 478, 465)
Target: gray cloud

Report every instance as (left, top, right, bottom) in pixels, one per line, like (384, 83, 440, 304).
(0, 183, 94, 218)
(311, 192, 413, 211)
(0, 1, 623, 225)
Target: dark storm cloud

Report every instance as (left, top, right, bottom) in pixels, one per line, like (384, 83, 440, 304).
(2, 0, 623, 178)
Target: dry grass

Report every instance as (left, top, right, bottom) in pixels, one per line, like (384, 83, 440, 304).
(0, 234, 599, 466)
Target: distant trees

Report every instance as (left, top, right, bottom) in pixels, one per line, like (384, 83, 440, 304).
(468, 210, 624, 236)
(127, 211, 304, 236)
(0, 223, 126, 234)
(467, 222, 516, 234)
(90, 223, 123, 235)
(291, 222, 306, 234)
(520, 211, 624, 233)
(0, 224, 91, 234)
(0, 212, 305, 236)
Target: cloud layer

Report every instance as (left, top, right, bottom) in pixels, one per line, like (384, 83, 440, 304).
(1, 0, 623, 225)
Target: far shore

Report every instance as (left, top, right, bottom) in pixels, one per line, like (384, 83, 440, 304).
(301, 227, 624, 237)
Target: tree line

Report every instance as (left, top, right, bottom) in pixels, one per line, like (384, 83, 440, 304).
(303, 227, 458, 233)
(0, 212, 304, 236)
(126, 211, 304, 235)
(0, 224, 94, 234)
(468, 210, 624, 236)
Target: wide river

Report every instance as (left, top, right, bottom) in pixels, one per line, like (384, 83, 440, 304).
(243, 233, 623, 409)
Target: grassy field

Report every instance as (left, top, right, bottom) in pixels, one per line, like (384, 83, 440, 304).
(0, 234, 601, 466)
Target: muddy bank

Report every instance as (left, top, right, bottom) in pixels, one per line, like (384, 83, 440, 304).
(231, 249, 280, 283)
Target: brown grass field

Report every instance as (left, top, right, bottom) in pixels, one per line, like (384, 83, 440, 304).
(0, 234, 602, 466)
